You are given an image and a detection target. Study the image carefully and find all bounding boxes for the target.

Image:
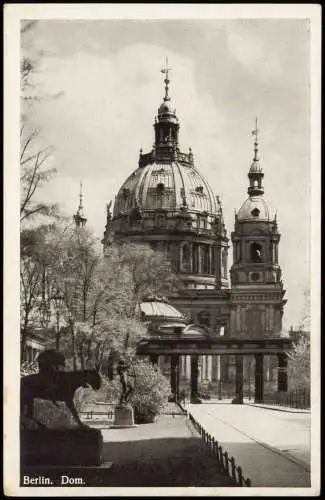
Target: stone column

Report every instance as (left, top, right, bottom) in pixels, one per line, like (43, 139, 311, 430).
(222, 356, 229, 382)
(255, 353, 264, 403)
(234, 355, 244, 403)
(202, 355, 206, 380)
(207, 355, 213, 380)
(186, 355, 191, 379)
(277, 352, 288, 392)
(215, 243, 221, 285)
(170, 355, 179, 400)
(216, 355, 222, 399)
(198, 245, 202, 273)
(190, 355, 199, 402)
(149, 354, 159, 366)
(209, 245, 212, 274)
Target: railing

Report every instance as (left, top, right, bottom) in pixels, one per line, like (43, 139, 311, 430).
(183, 406, 251, 487)
(263, 388, 310, 409)
(79, 407, 115, 424)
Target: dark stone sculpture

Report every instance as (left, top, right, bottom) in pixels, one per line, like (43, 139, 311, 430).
(20, 350, 103, 467)
(116, 355, 135, 406)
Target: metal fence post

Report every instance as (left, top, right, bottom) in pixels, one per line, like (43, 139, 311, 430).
(224, 451, 229, 476)
(237, 465, 244, 486)
(213, 439, 219, 461)
(230, 456, 236, 481)
(218, 446, 223, 467)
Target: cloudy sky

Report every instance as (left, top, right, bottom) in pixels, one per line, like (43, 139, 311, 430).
(22, 16, 311, 330)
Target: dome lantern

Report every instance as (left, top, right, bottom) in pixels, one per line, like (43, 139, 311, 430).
(247, 118, 264, 197)
(153, 57, 180, 154)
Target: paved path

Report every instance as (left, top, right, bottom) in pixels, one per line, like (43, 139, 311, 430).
(186, 402, 311, 488)
(98, 414, 236, 487)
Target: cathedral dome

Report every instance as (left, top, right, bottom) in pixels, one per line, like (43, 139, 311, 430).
(237, 196, 275, 222)
(103, 62, 229, 292)
(113, 160, 219, 217)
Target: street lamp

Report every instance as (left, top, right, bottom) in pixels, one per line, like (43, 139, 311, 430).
(69, 292, 78, 370)
(52, 289, 65, 351)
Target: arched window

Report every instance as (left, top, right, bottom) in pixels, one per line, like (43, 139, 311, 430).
(250, 242, 263, 262)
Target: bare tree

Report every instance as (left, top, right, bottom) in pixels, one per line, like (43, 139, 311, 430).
(20, 20, 61, 224)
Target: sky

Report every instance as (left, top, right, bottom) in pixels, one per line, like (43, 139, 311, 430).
(21, 17, 311, 330)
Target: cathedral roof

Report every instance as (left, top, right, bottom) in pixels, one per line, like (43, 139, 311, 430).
(113, 161, 219, 217)
(140, 299, 185, 320)
(237, 195, 275, 222)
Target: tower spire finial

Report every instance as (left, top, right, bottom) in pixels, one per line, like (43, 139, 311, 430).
(252, 116, 259, 161)
(74, 181, 87, 227)
(161, 56, 172, 102)
(247, 117, 264, 196)
(78, 181, 84, 216)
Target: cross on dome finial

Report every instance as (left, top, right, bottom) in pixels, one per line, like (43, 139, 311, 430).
(161, 56, 172, 102)
(252, 116, 259, 161)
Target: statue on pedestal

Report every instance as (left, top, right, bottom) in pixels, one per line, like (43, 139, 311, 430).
(116, 355, 135, 406)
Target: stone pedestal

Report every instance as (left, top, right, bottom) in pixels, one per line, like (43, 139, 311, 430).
(20, 398, 104, 467)
(112, 404, 135, 428)
(21, 427, 104, 466)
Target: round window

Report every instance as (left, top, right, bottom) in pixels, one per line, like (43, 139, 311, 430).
(251, 208, 260, 217)
(251, 272, 260, 282)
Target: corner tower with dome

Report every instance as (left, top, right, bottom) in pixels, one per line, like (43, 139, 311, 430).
(230, 120, 286, 338)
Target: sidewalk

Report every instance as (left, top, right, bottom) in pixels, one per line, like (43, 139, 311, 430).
(187, 403, 311, 488)
(94, 413, 237, 487)
(247, 402, 310, 414)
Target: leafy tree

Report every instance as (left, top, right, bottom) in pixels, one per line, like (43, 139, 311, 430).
(287, 336, 310, 389)
(20, 223, 60, 360)
(20, 223, 181, 379)
(114, 242, 181, 310)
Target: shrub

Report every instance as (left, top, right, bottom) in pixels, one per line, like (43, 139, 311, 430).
(129, 359, 170, 423)
(74, 376, 120, 412)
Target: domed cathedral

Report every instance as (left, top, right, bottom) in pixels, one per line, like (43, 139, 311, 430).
(103, 61, 229, 293)
(229, 120, 287, 393)
(102, 64, 287, 394)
